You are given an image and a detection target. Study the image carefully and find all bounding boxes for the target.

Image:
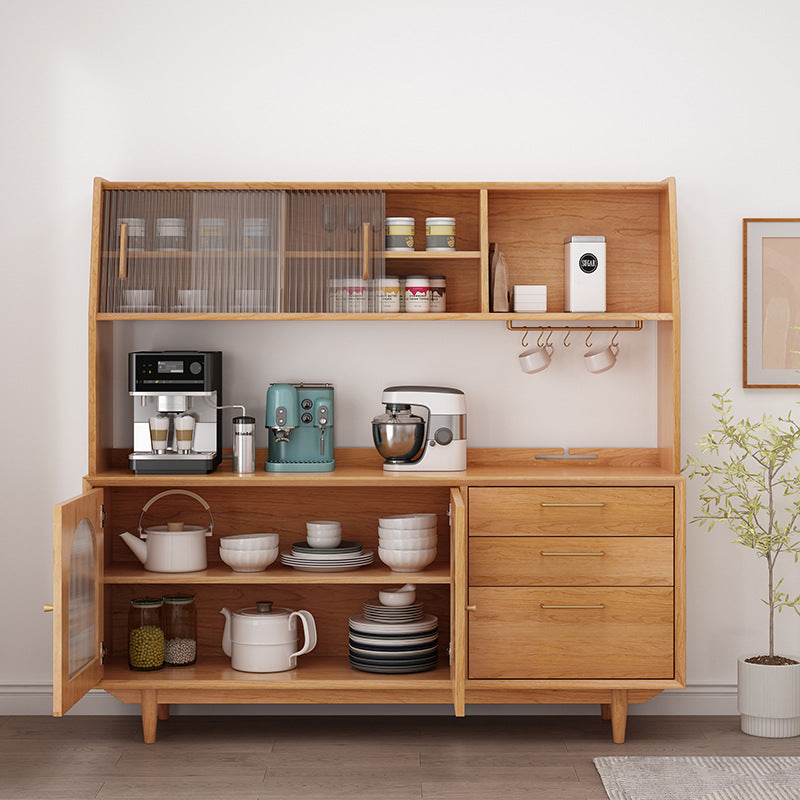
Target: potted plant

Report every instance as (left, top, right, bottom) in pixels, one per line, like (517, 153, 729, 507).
(684, 389, 800, 737)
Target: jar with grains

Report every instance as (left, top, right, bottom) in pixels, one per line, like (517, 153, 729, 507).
(162, 594, 197, 666)
(128, 597, 165, 671)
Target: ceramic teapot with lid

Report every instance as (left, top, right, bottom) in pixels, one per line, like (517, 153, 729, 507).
(220, 601, 317, 673)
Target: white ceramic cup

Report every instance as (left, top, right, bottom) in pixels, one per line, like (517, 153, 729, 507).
(584, 343, 619, 374)
(519, 344, 554, 374)
(306, 520, 342, 548)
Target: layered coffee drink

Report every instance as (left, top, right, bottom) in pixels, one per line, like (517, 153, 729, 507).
(175, 415, 196, 453)
(149, 416, 169, 454)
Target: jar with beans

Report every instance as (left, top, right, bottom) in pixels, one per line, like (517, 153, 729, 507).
(128, 597, 165, 671)
(162, 594, 197, 666)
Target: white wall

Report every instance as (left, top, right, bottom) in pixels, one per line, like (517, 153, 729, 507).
(3, 0, 800, 715)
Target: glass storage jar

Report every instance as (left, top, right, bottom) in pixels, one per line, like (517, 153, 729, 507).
(162, 594, 197, 666)
(128, 597, 165, 671)
(156, 218, 186, 252)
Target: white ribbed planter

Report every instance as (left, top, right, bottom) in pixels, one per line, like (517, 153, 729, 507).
(738, 654, 800, 737)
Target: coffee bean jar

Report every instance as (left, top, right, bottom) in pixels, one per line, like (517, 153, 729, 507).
(163, 593, 198, 666)
(128, 597, 165, 671)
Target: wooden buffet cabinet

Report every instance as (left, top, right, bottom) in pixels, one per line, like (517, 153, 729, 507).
(52, 179, 683, 744)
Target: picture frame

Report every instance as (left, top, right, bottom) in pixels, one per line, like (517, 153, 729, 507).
(743, 218, 800, 388)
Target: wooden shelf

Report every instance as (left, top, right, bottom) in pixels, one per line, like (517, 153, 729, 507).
(385, 251, 481, 260)
(100, 655, 453, 692)
(104, 562, 452, 585)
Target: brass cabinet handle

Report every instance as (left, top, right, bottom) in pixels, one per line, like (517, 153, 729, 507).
(118, 221, 128, 279)
(540, 604, 605, 610)
(466, 605, 477, 611)
(540, 551, 606, 557)
(43, 604, 54, 613)
(540, 502, 606, 507)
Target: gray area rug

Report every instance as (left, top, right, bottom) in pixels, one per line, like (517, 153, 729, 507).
(594, 756, 800, 800)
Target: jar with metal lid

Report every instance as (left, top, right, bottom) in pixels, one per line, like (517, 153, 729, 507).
(425, 217, 456, 251)
(343, 277, 367, 313)
(242, 218, 271, 251)
(327, 277, 347, 312)
(198, 218, 229, 251)
(429, 276, 446, 312)
(403, 275, 431, 312)
(162, 594, 197, 666)
(385, 217, 415, 251)
(156, 218, 186, 252)
(128, 597, 165, 671)
(117, 218, 145, 252)
(373, 275, 401, 313)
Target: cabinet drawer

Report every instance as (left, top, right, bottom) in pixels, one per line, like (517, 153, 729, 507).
(469, 487, 673, 537)
(469, 537, 673, 586)
(467, 587, 674, 679)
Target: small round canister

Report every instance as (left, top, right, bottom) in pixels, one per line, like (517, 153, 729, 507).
(343, 277, 367, 313)
(198, 218, 229, 251)
(156, 218, 186, 252)
(373, 275, 401, 313)
(162, 594, 197, 667)
(117, 218, 145, 252)
(429, 275, 446, 312)
(404, 275, 431, 312)
(385, 217, 415, 251)
(425, 217, 456, 251)
(128, 597, 165, 671)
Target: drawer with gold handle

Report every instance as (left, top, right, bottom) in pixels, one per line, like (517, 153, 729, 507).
(468, 487, 674, 537)
(469, 536, 673, 586)
(467, 586, 674, 679)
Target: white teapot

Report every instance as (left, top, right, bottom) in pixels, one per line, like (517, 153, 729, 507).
(220, 601, 317, 673)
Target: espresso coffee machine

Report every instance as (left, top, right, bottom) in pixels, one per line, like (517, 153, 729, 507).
(371, 386, 467, 472)
(265, 382, 334, 472)
(128, 351, 223, 474)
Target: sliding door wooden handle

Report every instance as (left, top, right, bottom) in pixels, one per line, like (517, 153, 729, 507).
(361, 222, 371, 280)
(118, 221, 128, 279)
(540, 502, 605, 508)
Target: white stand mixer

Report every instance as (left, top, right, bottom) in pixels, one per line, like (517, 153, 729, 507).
(372, 386, 467, 472)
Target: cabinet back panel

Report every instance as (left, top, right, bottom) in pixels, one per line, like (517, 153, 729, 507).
(384, 191, 480, 252)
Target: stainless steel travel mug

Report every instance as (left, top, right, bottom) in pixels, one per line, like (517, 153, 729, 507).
(232, 416, 256, 474)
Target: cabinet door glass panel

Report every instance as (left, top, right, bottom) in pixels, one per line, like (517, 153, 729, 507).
(67, 519, 96, 678)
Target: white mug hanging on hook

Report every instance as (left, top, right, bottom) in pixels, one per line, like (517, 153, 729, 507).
(519, 330, 554, 374)
(584, 331, 620, 374)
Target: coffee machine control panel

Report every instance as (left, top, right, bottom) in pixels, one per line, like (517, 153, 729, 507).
(129, 351, 220, 394)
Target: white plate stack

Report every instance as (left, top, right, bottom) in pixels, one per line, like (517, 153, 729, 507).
(513, 284, 547, 312)
(378, 514, 438, 572)
(279, 541, 374, 573)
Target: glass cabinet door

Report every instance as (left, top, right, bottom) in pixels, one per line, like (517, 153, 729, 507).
(52, 489, 104, 715)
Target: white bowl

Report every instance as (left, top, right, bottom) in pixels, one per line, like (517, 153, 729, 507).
(378, 525, 436, 538)
(378, 547, 437, 573)
(306, 520, 342, 534)
(379, 585, 416, 606)
(378, 534, 437, 550)
(219, 546, 279, 572)
(378, 514, 437, 531)
(306, 532, 342, 548)
(220, 533, 280, 550)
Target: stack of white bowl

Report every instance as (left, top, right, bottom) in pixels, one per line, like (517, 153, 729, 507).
(378, 514, 437, 572)
(219, 533, 280, 572)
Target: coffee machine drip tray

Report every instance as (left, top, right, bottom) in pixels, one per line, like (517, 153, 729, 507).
(129, 452, 217, 475)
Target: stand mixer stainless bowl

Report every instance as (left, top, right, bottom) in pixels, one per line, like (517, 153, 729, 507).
(371, 405, 426, 463)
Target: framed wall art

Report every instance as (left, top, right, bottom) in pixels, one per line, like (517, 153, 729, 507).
(744, 218, 800, 388)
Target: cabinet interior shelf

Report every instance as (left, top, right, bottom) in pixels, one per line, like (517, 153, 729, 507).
(104, 563, 452, 585)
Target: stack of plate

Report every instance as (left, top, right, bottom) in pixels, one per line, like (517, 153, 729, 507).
(348, 612, 439, 673)
(280, 541, 374, 573)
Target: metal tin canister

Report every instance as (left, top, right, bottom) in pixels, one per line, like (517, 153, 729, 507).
(425, 217, 455, 251)
(373, 275, 401, 312)
(429, 275, 446, 312)
(404, 275, 431, 312)
(156, 218, 186, 252)
(385, 217, 415, 251)
(198, 218, 229, 251)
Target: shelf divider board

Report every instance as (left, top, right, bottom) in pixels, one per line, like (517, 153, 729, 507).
(480, 189, 489, 313)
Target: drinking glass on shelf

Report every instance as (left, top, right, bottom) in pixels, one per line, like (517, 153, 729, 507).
(345, 204, 359, 251)
(322, 203, 337, 251)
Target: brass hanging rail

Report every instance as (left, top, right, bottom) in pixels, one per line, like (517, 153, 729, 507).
(506, 320, 643, 333)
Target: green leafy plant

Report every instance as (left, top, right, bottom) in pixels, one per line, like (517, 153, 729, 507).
(683, 389, 800, 661)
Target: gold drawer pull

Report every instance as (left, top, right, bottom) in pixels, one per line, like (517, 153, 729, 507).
(540, 604, 606, 610)
(540, 502, 606, 508)
(466, 605, 477, 612)
(541, 551, 606, 557)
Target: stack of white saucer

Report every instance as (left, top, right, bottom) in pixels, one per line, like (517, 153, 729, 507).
(377, 514, 437, 572)
(513, 284, 547, 312)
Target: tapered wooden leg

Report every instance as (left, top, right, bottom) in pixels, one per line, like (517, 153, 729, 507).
(600, 703, 611, 720)
(158, 703, 170, 721)
(141, 690, 158, 744)
(610, 690, 628, 744)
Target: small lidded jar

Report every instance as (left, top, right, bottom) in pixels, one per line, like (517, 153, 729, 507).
(429, 276, 446, 312)
(373, 275, 401, 313)
(128, 597, 165, 671)
(156, 218, 186, 252)
(404, 275, 431, 312)
(425, 217, 456, 251)
(343, 277, 367, 313)
(198, 218, 229, 251)
(385, 217, 415, 251)
(117, 218, 145, 252)
(242, 218, 271, 251)
(162, 594, 197, 667)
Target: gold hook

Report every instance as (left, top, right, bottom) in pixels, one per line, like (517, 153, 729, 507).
(585, 330, 593, 348)
(545, 330, 553, 347)
(563, 330, 571, 347)
(521, 330, 529, 348)
(537, 330, 545, 347)
(610, 330, 619, 348)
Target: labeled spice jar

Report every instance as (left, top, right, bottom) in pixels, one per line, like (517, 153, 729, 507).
(128, 597, 165, 671)
(372, 275, 401, 312)
(156, 218, 186, 252)
(242, 217, 271, 251)
(425, 217, 456, 251)
(343, 277, 368, 313)
(117, 218, 145, 252)
(429, 276, 446, 312)
(198, 218, 229, 251)
(162, 594, 197, 666)
(404, 275, 431, 312)
(385, 217, 415, 251)
(327, 277, 347, 312)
